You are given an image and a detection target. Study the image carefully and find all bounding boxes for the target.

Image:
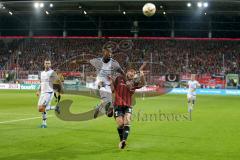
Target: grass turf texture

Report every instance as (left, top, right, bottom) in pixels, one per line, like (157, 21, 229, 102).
(0, 90, 239, 160)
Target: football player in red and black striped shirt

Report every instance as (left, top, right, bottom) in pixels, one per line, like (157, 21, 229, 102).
(109, 68, 145, 149)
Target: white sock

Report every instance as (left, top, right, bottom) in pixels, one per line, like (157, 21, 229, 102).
(191, 103, 194, 110)
(46, 106, 56, 111)
(42, 120, 47, 125)
(42, 112, 47, 125)
(188, 103, 192, 112)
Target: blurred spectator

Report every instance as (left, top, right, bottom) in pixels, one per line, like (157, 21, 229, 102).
(0, 38, 239, 76)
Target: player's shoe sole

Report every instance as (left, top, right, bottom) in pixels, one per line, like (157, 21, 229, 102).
(119, 140, 126, 149)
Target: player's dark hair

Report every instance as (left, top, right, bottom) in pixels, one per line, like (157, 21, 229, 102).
(125, 64, 136, 72)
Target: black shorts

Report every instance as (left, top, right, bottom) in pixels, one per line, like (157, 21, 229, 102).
(114, 105, 133, 118)
(53, 84, 63, 93)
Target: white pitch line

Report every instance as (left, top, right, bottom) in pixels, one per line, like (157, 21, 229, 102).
(0, 115, 54, 124)
(0, 113, 39, 116)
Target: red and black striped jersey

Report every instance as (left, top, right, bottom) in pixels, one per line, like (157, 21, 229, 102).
(113, 75, 141, 107)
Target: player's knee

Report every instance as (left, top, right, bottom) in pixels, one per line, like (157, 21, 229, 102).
(124, 122, 130, 127)
(124, 118, 131, 126)
(118, 120, 124, 126)
(38, 105, 46, 112)
(118, 123, 124, 128)
(116, 118, 124, 126)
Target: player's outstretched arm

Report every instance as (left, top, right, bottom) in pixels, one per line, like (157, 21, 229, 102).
(139, 61, 147, 71)
(89, 58, 101, 69)
(138, 71, 146, 88)
(197, 81, 201, 88)
(89, 58, 96, 66)
(136, 62, 147, 88)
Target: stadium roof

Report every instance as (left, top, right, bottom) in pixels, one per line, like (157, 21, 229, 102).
(1, 0, 240, 15)
(0, 0, 240, 37)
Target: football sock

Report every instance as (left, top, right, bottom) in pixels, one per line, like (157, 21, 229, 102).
(54, 93, 57, 99)
(117, 127, 124, 141)
(122, 125, 130, 141)
(188, 103, 192, 112)
(42, 112, 47, 125)
(57, 95, 61, 103)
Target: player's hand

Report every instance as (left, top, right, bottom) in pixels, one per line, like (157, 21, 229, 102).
(36, 91, 40, 97)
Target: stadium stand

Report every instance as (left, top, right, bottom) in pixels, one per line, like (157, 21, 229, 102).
(0, 38, 239, 77)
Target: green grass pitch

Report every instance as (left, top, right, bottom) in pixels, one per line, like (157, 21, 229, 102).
(0, 90, 240, 160)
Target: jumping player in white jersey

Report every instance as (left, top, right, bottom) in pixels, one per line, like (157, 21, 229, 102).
(187, 74, 201, 113)
(90, 49, 124, 118)
(36, 59, 61, 128)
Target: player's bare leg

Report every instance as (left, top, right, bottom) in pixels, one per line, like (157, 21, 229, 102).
(187, 97, 195, 120)
(38, 102, 60, 128)
(94, 102, 112, 118)
(188, 96, 196, 112)
(119, 113, 131, 149)
(94, 100, 102, 119)
(38, 105, 48, 128)
(94, 86, 113, 118)
(187, 99, 193, 113)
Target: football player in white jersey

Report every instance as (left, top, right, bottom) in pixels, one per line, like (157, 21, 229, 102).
(90, 49, 124, 118)
(36, 59, 61, 128)
(187, 74, 201, 113)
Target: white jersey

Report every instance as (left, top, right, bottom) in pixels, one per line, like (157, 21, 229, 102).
(40, 69, 56, 93)
(187, 80, 200, 96)
(90, 58, 121, 85)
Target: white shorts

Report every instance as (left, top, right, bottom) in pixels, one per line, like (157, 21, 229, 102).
(38, 92, 54, 106)
(187, 94, 196, 102)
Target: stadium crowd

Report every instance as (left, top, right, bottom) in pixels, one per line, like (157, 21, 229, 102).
(0, 38, 239, 75)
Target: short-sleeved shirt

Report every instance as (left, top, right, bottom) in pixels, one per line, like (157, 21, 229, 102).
(40, 69, 57, 93)
(90, 58, 121, 85)
(187, 80, 200, 96)
(114, 76, 141, 107)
